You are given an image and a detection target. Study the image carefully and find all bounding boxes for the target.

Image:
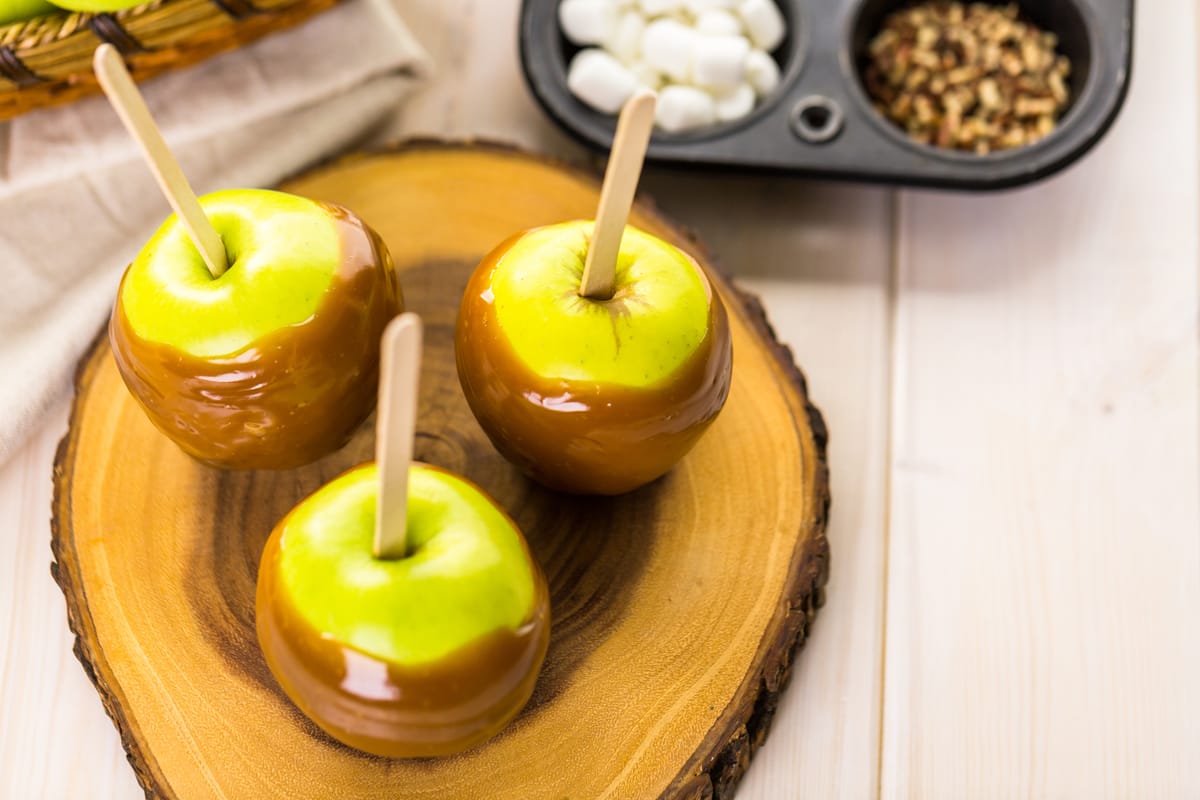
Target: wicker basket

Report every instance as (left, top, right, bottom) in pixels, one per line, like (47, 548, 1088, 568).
(0, 0, 343, 120)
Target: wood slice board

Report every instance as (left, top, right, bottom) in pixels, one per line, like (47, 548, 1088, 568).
(50, 142, 830, 800)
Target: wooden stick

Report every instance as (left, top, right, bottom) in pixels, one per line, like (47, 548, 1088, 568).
(92, 44, 228, 278)
(374, 313, 422, 560)
(579, 89, 657, 300)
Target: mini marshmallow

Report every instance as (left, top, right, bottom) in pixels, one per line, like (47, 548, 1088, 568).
(695, 9, 743, 36)
(737, 0, 785, 51)
(606, 10, 646, 62)
(685, 0, 736, 11)
(629, 61, 665, 90)
(655, 85, 717, 132)
(640, 0, 683, 15)
(641, 18, 695, 81)
(714, 83, 755, 121)
(568, 49, 638, 114)
(559, 0, 788, 130)
(691, 34, 750, 90)
(559, 0, 620, 46)
(744, 48, 780, 97)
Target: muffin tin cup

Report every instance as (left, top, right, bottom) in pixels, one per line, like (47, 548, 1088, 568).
(520, 0, 1134, 190)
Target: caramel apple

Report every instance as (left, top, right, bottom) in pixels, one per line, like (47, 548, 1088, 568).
(110, 189, 402, 469)
(255, 461, 550, 757)
(455, 220, 733, 494)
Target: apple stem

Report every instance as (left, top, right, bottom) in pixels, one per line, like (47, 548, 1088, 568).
(579, 90, 657, 301)
(374, 313, 422, 560)
(93, 44, 229, 279)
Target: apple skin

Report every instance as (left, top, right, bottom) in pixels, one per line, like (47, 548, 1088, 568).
(456, 221, 733, 495)
(255, 462, 551, 758)
(46, 0, 142, 12)
(110, 189, 402, 470)
(0, 0, 56, 25)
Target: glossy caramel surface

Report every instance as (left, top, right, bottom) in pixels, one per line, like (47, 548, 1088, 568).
(110, 204, 402, 470)
(255, 464, 551, 758)
(455, 233, 734, 495)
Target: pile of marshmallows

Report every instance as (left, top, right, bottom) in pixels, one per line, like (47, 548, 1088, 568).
(561, 0, 786, 133)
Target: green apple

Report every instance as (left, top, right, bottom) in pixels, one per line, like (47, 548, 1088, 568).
(110, 188, 403, 470)
(47, 0, 143, 12)
(0, 0, 56, 24)
(256, 461, 551, 758)
(456, 220, 733, 495)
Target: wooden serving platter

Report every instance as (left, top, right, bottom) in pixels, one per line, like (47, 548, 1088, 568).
(51, 142, 830, 800)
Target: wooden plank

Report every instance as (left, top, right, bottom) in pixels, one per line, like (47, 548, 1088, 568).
(0, 401, 141, 800)
(880, 2, 1200, 797)
(641, 171, 893, 799)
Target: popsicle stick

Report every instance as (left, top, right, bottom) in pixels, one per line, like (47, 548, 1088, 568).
(374, 313, 423, 560)
(92, 44, 228, 278)
(579, 89, 657, 300)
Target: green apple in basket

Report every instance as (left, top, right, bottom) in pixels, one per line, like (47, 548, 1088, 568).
(0, 0, 58, 25)
(49, 0, 148, 12)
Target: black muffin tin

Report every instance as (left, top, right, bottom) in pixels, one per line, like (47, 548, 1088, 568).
(520, 0, 1133, 190)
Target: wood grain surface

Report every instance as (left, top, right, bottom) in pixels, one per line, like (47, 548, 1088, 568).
(50, 144, 830, 800)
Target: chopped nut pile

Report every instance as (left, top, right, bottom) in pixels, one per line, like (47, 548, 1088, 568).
(863, 2, 1072, 154)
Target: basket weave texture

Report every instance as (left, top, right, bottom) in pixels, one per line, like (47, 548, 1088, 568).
(0, 0, 343, 120)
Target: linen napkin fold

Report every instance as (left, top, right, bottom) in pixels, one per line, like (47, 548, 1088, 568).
(0, 0, 428, 464)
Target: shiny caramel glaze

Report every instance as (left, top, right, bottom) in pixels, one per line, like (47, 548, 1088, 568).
(109, 204, 402, 470)
(255, 463, 552, 758)
(455, 232, 734, 495)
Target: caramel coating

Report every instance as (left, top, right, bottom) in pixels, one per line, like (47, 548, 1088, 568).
(110, 204, 402, 470)
(455, 233, 733, 495)
(255, 466, 552, 759)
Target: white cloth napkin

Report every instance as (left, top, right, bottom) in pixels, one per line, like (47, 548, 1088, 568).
(0, 0, 428, 464)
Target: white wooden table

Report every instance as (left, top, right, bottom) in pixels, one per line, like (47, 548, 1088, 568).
(3, 2, 1198, 798)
